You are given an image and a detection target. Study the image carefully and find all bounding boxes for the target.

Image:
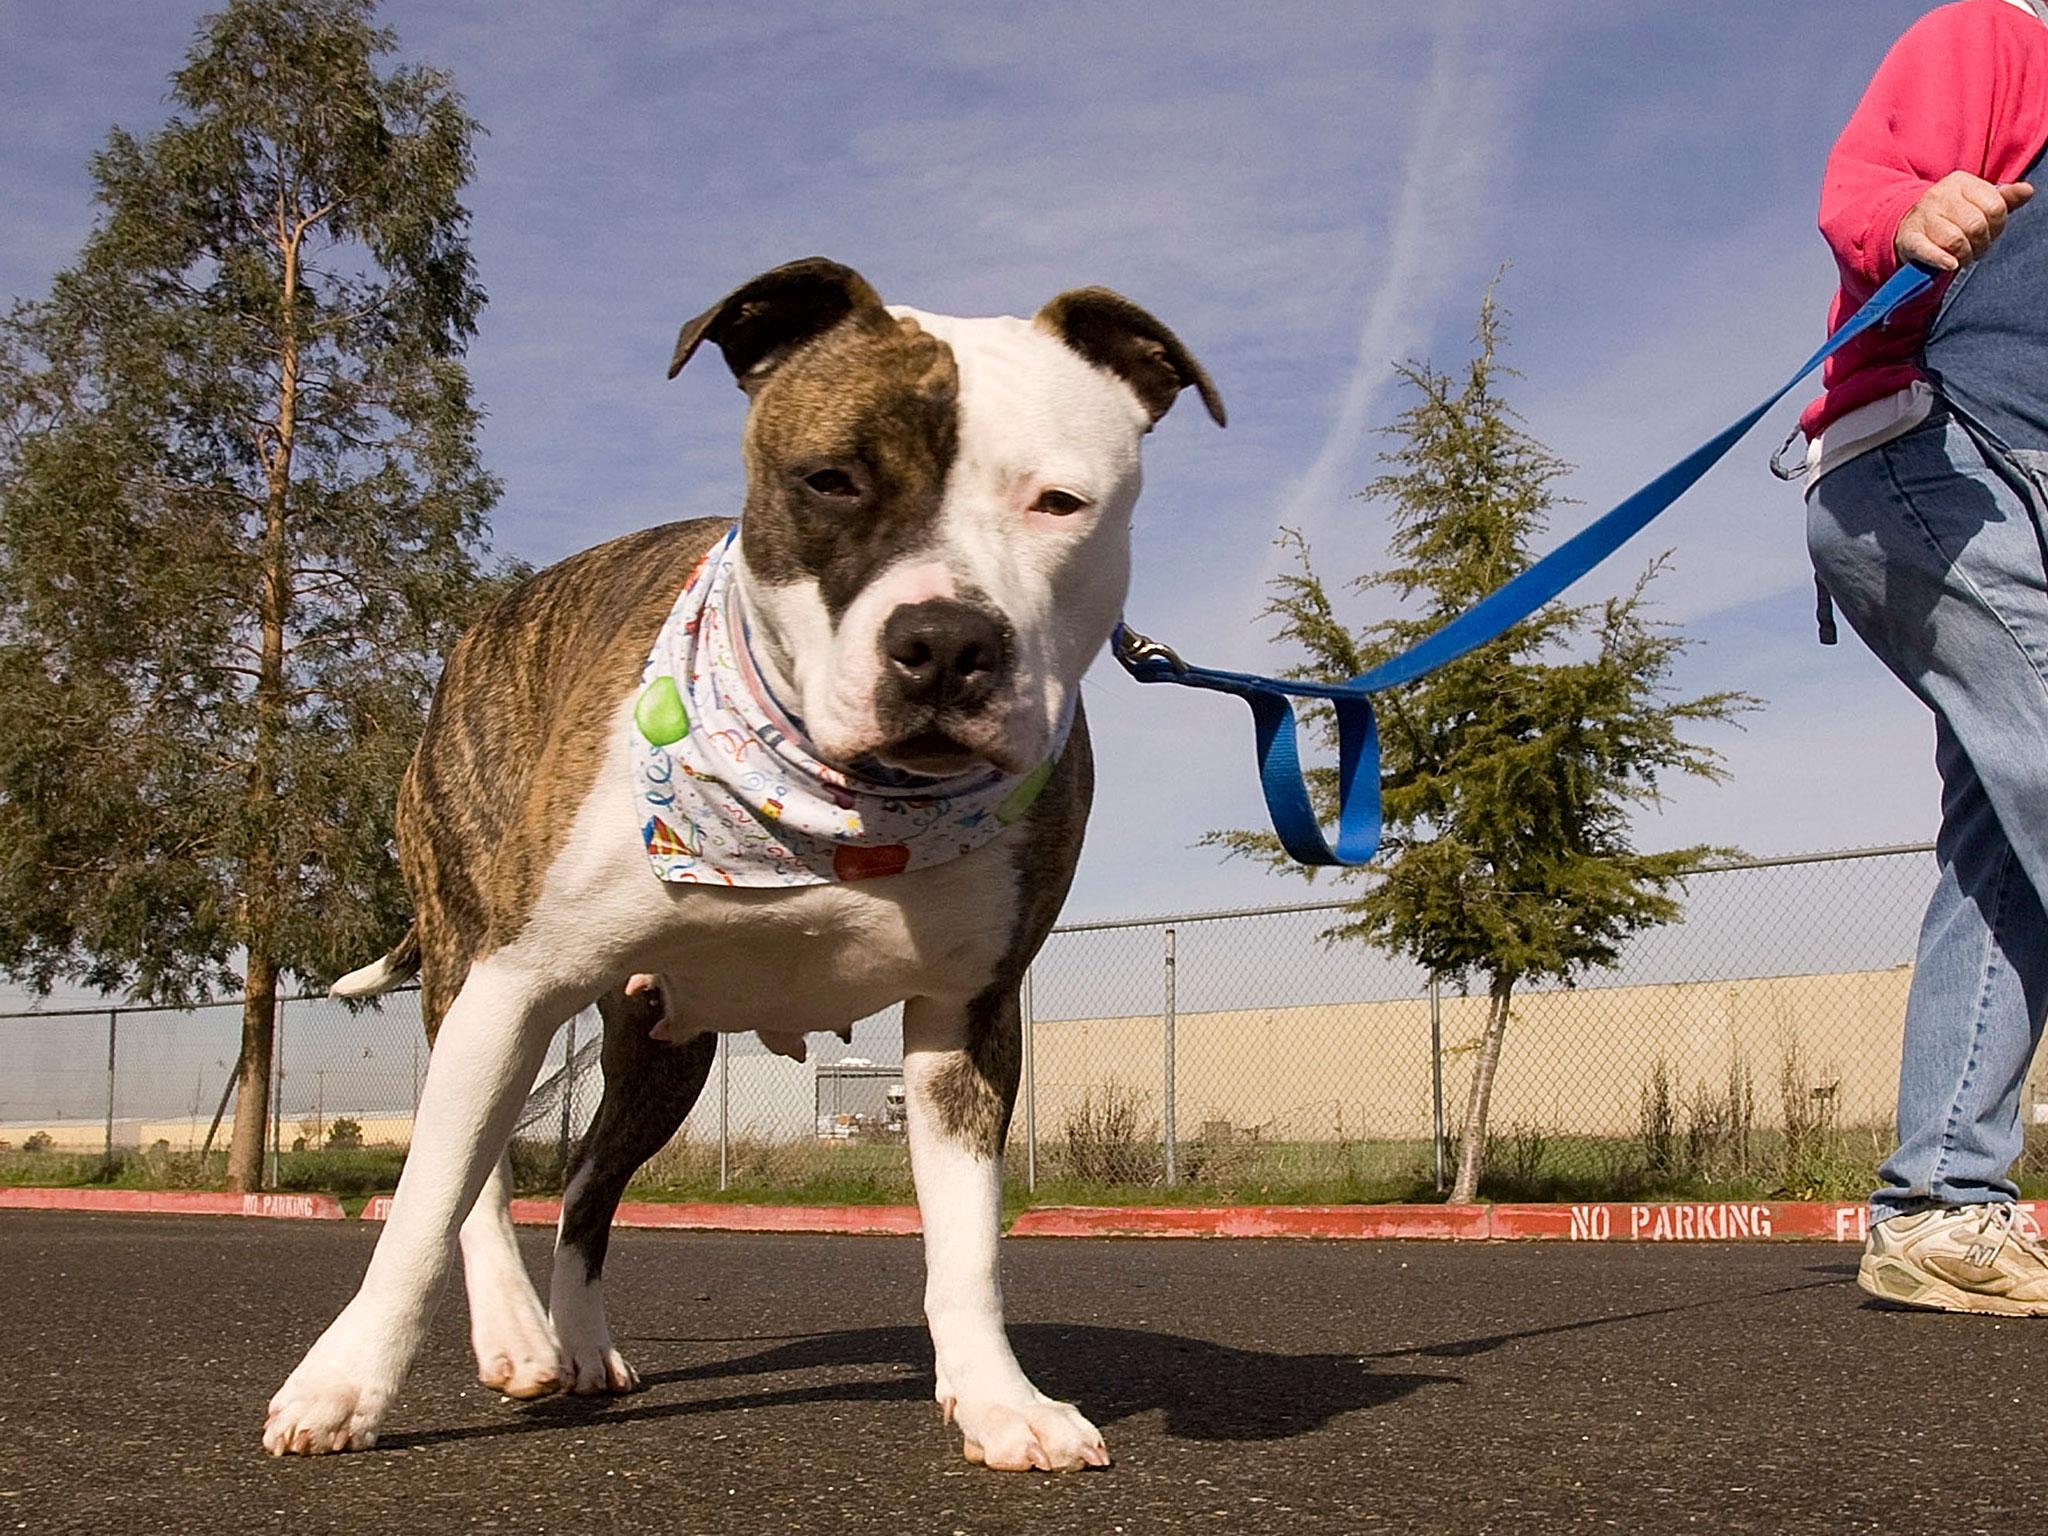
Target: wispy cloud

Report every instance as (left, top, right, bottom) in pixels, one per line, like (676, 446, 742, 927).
(1267, 0, 1501, 546)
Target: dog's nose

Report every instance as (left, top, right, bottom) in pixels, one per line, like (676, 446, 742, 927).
(881, 601, 1008, 710)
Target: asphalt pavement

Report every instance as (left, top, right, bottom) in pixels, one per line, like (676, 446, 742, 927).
(1, 1211, 2043, 1535)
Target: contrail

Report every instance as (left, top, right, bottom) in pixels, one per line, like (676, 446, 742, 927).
(1269, 1, 1498, 548)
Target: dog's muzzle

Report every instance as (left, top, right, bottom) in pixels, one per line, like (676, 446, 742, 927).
(880, 599, 1011, 715)
(869, 599, 1020, 773)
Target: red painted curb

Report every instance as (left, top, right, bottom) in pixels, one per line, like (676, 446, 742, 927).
(1006, 1204, 1491, 1240)
(1006, 1201, 2028, 1243)
(360, 1195, 924, 1235)
(615, 1201, 923, 1235)
(20, 1192, 2044, 1245)
(0, 1187, 345, 1220)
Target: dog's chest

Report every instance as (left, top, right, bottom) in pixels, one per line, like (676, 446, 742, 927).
(647, 869, 1018, 1035)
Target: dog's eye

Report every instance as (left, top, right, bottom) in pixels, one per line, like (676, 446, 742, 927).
(801, 468, 861, 500)
(1031, 489, 1090, 516)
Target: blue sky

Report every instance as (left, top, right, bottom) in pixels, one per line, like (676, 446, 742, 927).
(0, 0, 1945, 986)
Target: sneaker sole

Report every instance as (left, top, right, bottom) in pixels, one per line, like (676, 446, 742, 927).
(1856, 1253, 2048, 1317)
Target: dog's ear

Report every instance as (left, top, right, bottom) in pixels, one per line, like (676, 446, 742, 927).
(1034, 288, 1226, 429)
(669, 258, 888, 390)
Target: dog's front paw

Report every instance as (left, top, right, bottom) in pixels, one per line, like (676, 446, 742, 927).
(263, 1358, 393, 1456)
(943, 1390, 1109, 1472)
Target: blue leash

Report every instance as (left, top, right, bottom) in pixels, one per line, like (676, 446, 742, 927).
(1112, 262, 1937, 867)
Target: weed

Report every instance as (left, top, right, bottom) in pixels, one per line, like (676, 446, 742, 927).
(1057, 1084, 1162, 1186)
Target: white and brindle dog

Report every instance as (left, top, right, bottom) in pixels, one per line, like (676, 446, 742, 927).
(262, 258, 1223, 1470)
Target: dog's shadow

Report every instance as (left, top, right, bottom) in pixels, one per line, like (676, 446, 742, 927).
(378, 1269, 1853, 1453)
(378, 1322, 1450, 1451)
(672, 1323, 1449, 1440)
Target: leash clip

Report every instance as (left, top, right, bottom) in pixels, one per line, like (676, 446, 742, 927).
(1112, 622, 1188, 677)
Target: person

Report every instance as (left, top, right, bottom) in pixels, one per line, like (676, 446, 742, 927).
(1802, 0, 2048, 1313)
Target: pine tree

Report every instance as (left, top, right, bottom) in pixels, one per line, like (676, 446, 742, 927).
(0, 0, 513, 1190)
(1209, 289, 1754, 1202)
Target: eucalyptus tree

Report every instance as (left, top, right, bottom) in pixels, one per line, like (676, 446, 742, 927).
(0, 0, 511, 1189)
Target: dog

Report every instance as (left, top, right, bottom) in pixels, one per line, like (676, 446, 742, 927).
(260, 257, 1223, 1471)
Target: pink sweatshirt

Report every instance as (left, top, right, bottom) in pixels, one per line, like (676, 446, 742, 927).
(1802, 0, 2048, 439)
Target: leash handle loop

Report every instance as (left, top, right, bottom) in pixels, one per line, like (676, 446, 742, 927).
(1116, 262, 1936, 866)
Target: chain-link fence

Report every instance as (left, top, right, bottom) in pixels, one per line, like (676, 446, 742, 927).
(8, 843, 2044, 1202)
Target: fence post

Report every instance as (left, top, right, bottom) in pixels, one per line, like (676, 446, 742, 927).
(558, 1009, 577, 1182)
(103, 1009, 118, 1169)
(1021, 963, 1037, 1194)
(1163, 925, 1177, 1187)
(1429, 974, 1445, 1194)
(718, 1031, 730, 1192)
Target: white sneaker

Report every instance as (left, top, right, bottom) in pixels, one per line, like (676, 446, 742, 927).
(1857, 1204, 2048, 1317)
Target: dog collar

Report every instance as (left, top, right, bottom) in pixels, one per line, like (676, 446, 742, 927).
(629, 527, 1063, 886)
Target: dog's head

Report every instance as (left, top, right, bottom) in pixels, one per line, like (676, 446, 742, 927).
(670, 258, 1224, 778)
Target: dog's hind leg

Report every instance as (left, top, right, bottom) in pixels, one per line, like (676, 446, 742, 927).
(263, 954, 575, 1455)
(904, 989, 1108, 1473)
(549, 984, 717, 1395)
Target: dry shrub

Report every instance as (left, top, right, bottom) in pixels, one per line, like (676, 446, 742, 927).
(1058, 1084, 1163, 1186)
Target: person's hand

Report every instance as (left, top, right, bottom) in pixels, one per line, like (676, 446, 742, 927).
(1895, 172, 2034, 271)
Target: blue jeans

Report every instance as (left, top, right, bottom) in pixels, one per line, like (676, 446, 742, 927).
(1806, 414, 2048, 1224)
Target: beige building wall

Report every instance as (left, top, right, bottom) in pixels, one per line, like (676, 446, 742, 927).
(1031, 966, 1926, 1144)
(0, 1114, 419, 1154)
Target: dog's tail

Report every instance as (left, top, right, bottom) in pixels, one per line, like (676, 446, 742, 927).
(329, 925, 422, 999)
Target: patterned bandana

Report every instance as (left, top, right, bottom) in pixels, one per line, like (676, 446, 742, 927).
(629, 528, 1062, 886)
